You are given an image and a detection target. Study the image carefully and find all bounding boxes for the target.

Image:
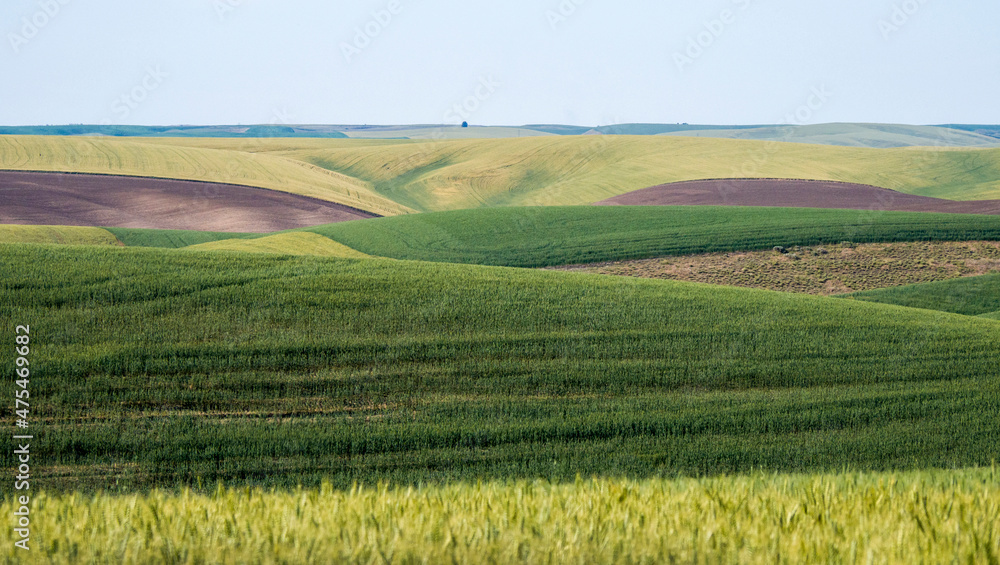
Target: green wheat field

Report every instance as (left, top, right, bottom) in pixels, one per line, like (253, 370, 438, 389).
(3, 134, 1000, 563)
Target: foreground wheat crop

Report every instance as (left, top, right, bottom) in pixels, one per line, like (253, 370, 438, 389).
(2, 468, 998, 564)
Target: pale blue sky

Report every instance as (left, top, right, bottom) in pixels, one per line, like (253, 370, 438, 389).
(2, 0, 997, 126)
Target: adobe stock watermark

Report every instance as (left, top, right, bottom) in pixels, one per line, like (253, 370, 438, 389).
(214, 0, 246, 22)
(546, 0, 587, 31)
(341, 1, 402, 64)
(443, 76, 501, 124)
(8, 0, 72, 54)
(726, 84, 834, 181)
(778, 85, 833, 127)
(674, 0, 754, 72)
(99, 66, 169, 124)
(879, 0, 929, 40)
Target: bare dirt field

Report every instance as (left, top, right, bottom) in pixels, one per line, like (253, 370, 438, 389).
(594, 179, 1000, 214)
(0, 171, 378, 232)
(553, 241, 1000, 295)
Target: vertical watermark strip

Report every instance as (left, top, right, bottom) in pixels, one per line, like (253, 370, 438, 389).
(12, 325, 32, 552)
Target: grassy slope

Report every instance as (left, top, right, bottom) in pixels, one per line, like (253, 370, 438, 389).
(185, 232, 371, 257)
(0, 224, 121, 246)
(115, 136, 1000, 210)
(844, 273, 1000, 316)
(304, 206, 1000, 268)
(0, 135, 413, 216)
(2, 244, 1000, 491)
(660, 123, 1000, 148)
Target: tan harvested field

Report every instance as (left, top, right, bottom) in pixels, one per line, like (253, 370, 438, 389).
(0, 171, 378, 232)
(554, 241, 1000, 295)
(596, 179, 1000, 214)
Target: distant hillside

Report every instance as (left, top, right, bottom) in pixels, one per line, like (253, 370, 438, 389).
(0, 136, 413, 216)
(658, 123, 1000, 148)
(522, 123, 771, 136)
(936, 124, 1000, 140)
(0, 124, 349, 138)
(5, 122, 998, 147)
(338, 125, 552, 139)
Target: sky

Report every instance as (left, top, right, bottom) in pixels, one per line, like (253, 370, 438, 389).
(2, 0, 998, 127)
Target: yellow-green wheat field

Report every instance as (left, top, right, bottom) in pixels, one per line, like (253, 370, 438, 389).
(0, 225, 121, 246)
(3, 468, 998, 564)
(5, 135, 1000, 215)
(183, 232, 372, 258)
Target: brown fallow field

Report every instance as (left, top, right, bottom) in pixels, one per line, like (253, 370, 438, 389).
(0, 171, 378, 232)
(595, 178, 1000, 214)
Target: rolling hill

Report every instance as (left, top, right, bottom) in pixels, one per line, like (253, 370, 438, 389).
(0, 224, 121, 246)
(0, 171, 379, 232)
(6, 135, 1000, 214)
(249, 136, 1000, 208)
(843, 273, 1000, 316)
(0, 135, 413, 216)
(0, 124, 349, 138)
(5, 125, 1000, 562)
(3, 243, 1000, 492)
(595, 179, 1000, 214)
(5, 122, 998, 147)
(659, 123, 1000, 148)
(11, 206, 1000, 268)
(339, 125, 553, 139)
(302, 206, 1000, 268)
(184, 232, 371, 257)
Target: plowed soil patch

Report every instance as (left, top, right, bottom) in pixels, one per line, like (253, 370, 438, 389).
(0, 171, 378, 232)
(553, 241, 1000, 295)
(595, 179, 1000, 214)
